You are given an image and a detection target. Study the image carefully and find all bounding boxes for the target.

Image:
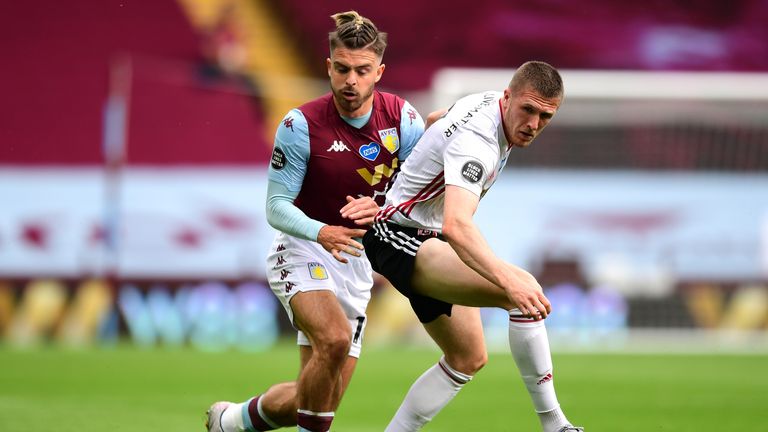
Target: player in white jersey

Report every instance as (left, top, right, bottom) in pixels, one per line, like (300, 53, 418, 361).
(364, 61, 583, 432)
(379, 90, 510, 233)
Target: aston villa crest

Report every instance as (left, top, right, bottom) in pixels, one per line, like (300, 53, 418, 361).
(378, 128, 400, 154)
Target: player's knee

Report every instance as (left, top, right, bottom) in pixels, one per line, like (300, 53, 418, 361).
(316, 328, 352, 363)
(466, 351, 488, 375)
(323, 337, 351, 364)
(446, 350, 487, 375)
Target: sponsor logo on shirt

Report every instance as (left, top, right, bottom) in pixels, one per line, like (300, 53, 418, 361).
(378, 128, 400, 154)
(308, 262, 328, 280)
(271, 147, 286, 170)
(327, 140, 350, 152)
(357, 158, 398, 186)
(443, 93, 496, 138)
(359, 142, 380, 161)
(461, 160, 484, 183)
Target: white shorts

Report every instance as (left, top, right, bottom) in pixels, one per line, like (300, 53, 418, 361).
(266, 231, 373, 358)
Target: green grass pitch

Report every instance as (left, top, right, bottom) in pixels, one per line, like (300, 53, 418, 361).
(1, 341, 766, 431)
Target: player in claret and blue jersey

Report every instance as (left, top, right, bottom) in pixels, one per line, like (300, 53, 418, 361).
(206, 10, 424, 432)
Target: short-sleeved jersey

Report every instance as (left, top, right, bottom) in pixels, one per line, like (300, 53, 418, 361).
(269, 91, 424, 230)
(376, 91, 512, 231)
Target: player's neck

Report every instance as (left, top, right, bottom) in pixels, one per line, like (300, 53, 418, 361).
(336, 97, 374, 119)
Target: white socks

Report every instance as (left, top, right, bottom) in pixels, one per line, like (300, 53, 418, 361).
(385, 310, 571, 432)
(508, 308, 571, 432)
(385, 356, 473, 431)
(221, 397, 280, 432)
(538, 406, 572, 432)
(221, 401, 247, 432)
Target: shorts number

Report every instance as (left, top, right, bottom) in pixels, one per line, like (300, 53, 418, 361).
(352, 316, 365, 344)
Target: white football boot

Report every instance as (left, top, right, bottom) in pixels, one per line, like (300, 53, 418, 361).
(205, 401, 233, 432)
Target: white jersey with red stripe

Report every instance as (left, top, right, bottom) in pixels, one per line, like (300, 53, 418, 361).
(376, 91, 512, 231)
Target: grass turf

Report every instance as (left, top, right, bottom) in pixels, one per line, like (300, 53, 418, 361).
(1, 341, 766, 431)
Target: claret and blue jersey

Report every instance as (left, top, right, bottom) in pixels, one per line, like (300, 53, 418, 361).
(267, 91, 424, 238)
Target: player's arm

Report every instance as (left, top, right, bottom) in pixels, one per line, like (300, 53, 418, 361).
(425, 101, 458, 129)
(442, 185, 550, 319)
(268, 185, 365, 263)
(396, 100, 425, 162)
(266, 109, 323, 240)
(266, 181, 323, 240)
(441, 134, 550, 318)
(267, 110, 365, 262)
(425, 108, 448, 129)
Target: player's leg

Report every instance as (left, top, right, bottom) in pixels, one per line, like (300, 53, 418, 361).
(215, 383, 293, 432)
(412, 239, 579, 432)
(210, 233, 366, 432)
(217, 292, 351, 432)
(250, 381, 297, 427)
(299, 346, 359, 411)
(507, 311, 580, 432)
(411, 237, 514, 309)
(289, 290, 352, 431)
(286, 250, 370, 431)
(217, 339, 360, 431)
(385, 306, 486, 432)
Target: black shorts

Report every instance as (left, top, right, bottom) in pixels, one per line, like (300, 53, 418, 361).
(363, 221, 453, 323)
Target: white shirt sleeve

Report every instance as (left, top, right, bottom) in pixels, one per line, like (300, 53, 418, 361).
(442, 132, 497, 197)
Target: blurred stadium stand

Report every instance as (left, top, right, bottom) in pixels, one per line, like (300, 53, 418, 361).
(1, 0, 767, 352)
(0, 0, 272, 165)
(275, 0, 768, 92)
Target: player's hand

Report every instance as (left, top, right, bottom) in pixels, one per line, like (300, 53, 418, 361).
(506, 276, 551, 320)
(340, 195, 379, 227)
(317, 225, 367, 264)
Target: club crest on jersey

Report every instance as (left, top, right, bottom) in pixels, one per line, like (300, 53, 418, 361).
(378, 128, 400, 154)
(308, 262, 328, 280)
(359, 142, 380, 161)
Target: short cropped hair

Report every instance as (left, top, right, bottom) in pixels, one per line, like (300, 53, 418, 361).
(509, 61, 564, 99)
(328, 11, 387, 59)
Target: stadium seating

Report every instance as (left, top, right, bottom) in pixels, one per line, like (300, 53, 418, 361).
(276, 0, 768, 92)
(0, 0, 271, 165)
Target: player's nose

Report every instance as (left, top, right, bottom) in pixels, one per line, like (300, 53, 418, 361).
(345, 72, 358, 86)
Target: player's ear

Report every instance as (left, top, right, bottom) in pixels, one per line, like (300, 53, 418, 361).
(326, 58, 332, 77)
(374, 63, 385, 83)
(501, 88, 513, 111)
